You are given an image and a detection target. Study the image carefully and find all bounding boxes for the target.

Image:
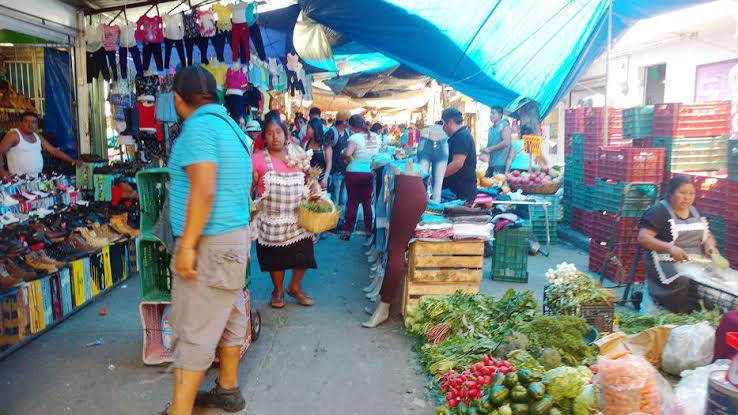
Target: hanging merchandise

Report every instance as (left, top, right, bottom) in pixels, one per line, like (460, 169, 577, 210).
(268, 58, 287, 91)
(156, 75, 177, 123)
(135, 74, 160, 98)
(136, 14, 164, 72)
(249, 56, 269, 89)
(119, 21, 143, 78)
(205, 61, 228, 104)
(196, 7, 216, 64)
(102, 24, 121, 81)
(225, 64, 247, 122)
(182, 11, 205, 66)
(162, 13, 185, 69)
(213, 3, 233, 32)
(285, 53, 302, 97)
(86, 23, 111, 83)
(136, 97, 157, 132)
(231, 1, 251, 64)
(246, 1, 267, 61)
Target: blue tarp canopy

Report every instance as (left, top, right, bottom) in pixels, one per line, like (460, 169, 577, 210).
(301, 0, 709, 116)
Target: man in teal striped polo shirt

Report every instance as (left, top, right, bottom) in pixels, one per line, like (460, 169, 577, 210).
(163, 66, 252, 415)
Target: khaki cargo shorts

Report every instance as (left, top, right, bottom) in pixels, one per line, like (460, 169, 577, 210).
(170, 227, 250, 371)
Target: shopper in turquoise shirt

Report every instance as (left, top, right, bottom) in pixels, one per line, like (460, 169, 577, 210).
(164, 66, 253, 415)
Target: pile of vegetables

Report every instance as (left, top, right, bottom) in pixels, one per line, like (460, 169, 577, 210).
(506, 168, 560, 187)
(405, 290, 538, 375)
(615, 308, 721, 334)
(543, 263, 615, 316)
(436, 361, 561, 415)
(301, 201, 333, 213)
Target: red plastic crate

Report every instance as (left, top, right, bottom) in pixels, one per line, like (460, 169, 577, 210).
(583, 159, 599, 186)
(726, 179, 738, 222)
(590, 211, 641, 244)
(681, 172, 728, 217)
(632, 138, 653, 148)
(565, 108, 584, 133)
(589, 239, 646, 284)
(652, 102, 732, 138)
(597, 147, 665, 183)
(571, 207, 594, 236)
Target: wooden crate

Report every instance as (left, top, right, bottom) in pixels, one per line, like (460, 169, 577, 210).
(402, 240, 484, 316)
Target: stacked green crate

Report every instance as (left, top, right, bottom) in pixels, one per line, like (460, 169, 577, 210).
(593, 179, 659, 217)
(562, 183, 573, 225)
(728, 140, 738, 181)
(492, 221, 531, 283)
(136, 168, 171, 301)
(622, 106, 654, 139)
(529, 194, 559, 243)
(703, 213, 725, 252)
(572, 183, 594, 210)
(651, 136, 727, 173)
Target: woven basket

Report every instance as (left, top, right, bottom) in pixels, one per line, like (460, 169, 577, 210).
(510, 182, 561, 194)
(298, 199, 341, 233)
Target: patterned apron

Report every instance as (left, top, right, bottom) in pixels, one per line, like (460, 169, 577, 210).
(645, 199, 710, 313)
(252, 149, 311, 247)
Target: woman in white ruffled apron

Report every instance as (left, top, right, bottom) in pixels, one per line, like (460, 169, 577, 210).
(637, 175, 721, 314)
(251, 118, 319, 308)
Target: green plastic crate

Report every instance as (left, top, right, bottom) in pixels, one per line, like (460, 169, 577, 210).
(652, 136, 727, 172)
(572, 184, 594, 210)
(138, 240, 172, 301)
(136, 168, 169, 241)
(728, 140, 738, 181)
(492, 221, 530, 282)
(703, 213, 725, 251)
(623, 106, 654, 139)
(593, 179, 659, 217)
(571, 134, 586, 161)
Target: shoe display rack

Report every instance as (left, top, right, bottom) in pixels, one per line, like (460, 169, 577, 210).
(0, 170, 141, 358)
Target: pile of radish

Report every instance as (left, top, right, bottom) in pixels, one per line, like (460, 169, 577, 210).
(439, 355, 515, 408)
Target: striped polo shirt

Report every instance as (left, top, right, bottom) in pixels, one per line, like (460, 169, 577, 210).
(168, 104, 252, 237)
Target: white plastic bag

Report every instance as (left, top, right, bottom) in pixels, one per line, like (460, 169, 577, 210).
(668, 360, 731, 415)
(661, 321, 715, 376)
(595, 354, 674, 415)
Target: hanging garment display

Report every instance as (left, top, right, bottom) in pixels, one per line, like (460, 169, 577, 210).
(119, 22, 142, 78)
(182, 11, 206, 66)
(102, 24, 120, 81)
(212, 3, 233, 32)
(135, 74, 160, 98)
(136, 15, 164, 72)
(163, 13, 186, 68)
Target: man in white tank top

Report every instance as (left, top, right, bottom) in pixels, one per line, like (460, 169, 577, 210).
(0, 112, 78, 177)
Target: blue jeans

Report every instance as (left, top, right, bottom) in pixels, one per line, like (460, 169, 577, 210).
(417, 138, 449, 203)
(330, 172, 348, 218)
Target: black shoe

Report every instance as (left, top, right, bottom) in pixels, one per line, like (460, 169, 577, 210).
(194, 382, 246, 413)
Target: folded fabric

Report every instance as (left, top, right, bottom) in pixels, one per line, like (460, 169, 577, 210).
(492, 213, 519, 223)
(427, 200, 465, 212)
(452, 223, 492, 241)
(477, 187, 501, 197)
(419, 213, 448, 223)
(474, 194, 494, 205)
(444, 205, 487, 217)
(450, 215, 492, 224)
(414, 230, 454, 239)
(416, 222, 453, 231)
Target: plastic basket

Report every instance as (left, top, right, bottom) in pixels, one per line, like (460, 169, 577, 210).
(492, 222, 530, 282)
(652, 102, 732, 138)
(583, 159, 598, 186)
(588, 239, 645, 284)
(542, 286, 615, 333)
(571, 207, 593, 237)
(590, 211, 640, 244)
(683, 173, 728, 217)
(725, 180, 738, 222)
(572, 184, 595, 210)
(652, 136, 728, 173)
(298, 199, 341, 233)
(726, 139, 738, 180)
(138, 240, 172, 302)
(703, 213, 725, 251)
(597, 147, 665, 183)
(136, 168, 169, 241)
(140, 291, 252, 366)
(622, 106, 654, 139)
(593, 179, 659, 217)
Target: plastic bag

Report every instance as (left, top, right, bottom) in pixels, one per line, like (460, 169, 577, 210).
(661, 321, 715, 376)
(595, 354, 674, 415)
(668, 360, 731, 415)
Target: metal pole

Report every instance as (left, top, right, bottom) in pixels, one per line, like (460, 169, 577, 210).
(603, 0, 613, 147)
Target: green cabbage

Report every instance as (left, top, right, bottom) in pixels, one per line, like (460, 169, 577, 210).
(542, 366, 593, 404)
(573, 384, 600, 415)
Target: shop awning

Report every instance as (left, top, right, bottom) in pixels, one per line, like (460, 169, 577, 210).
(0, 2, 77, 44)
(301, 0, 711, 116)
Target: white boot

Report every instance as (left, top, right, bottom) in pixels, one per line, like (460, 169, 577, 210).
(363, 234, 375, 247)
(369, 263, 379, 272)
(365, 246, 377, 256)
(364, 273, 383, 293)
(364, 305, 375, 315)
(362, 302, 390, 328)
(367, 251, 379, 263)
(366, 275, 382, 299)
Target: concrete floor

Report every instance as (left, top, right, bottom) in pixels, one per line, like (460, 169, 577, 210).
(0, 235, 591, 415)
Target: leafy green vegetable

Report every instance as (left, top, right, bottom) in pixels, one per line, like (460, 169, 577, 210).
(616, 307, 722, 334)
(573, 384, 599, 415)
(517, 316, 596, 366)
(301, 202, 333, 213)
(507, 350, 545, 379)
(542, 366, 593, 404)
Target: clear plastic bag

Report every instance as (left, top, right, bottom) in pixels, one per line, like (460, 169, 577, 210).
(595, 354, 674, 415)
(661, 321, 715, 376)
(667, 360, 731, 415)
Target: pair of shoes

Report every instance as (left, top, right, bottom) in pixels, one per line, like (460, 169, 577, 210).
(2, 257, 38, 281)
(194, 380, 246, 413)
(286, 288, 314, 306)
(77, 227, 109, 248)
(270, 291, 285, 309)
(24, 252, 58, 273)
(93, 223, 123, 243)
(110, 213, 139, 238)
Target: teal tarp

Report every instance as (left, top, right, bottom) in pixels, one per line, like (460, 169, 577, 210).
(301, 0, 709, 116)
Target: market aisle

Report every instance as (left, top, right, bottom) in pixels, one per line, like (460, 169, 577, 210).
(0, 235, 434, 415)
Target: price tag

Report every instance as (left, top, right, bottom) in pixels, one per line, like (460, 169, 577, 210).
(523, 135, 542, 157)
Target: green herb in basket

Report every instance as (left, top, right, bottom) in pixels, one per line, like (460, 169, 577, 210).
(302, 202, 333, 213)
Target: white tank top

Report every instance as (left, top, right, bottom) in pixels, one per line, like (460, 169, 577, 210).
(7, 129, 44, 176)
